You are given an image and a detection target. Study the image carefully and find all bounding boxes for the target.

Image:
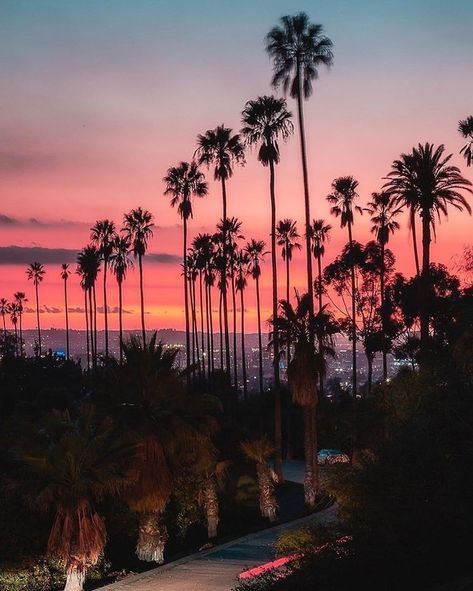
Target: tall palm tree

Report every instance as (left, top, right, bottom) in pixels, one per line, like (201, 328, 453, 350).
(91, 220, 117, 358)
(241, 95, 293, 482)
(185, 250, 201, 376)
(458, 116, 473, 167)
(241, 437, 278, 522)
(272, 294, 337, 506)
(164, 161, 208, 372)
(366, 192, 402, 380)
(26, 262, 46, 356)
(9, 302, 19, 354)
(60, 264, 71, 359)
(0, 298, 9, 336)
(266, 14, 333, 333)
(13, 291, 27, 356)
(309, 219, 331, 312)
(196, 125, 245, 377)
(123, 208, 154, 346)
(327, 176, 363, 396)
(110, 235, 134, 365)
(77, 247, 101, 368)
(245, 239, 267, 396)
(385, 143, 472, 356)
(235, 249, 249, 400)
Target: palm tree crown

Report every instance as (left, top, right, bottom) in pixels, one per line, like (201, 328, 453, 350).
(90, 219, 117, 260)
(110, 236, 133, 284)
(266, 13, 333, 99)
(123, 208, 154, 258)
(326, 176, 364, 227)
(26, 261, 45, 285)
(276, 218, 301, 261)
(458, 116, 473, 167)
(309, 219, 332, 258)
(245, 239, 267, 280)
(366, 192, 402, 245)
(241, 95, 293, 166)
(195, 125, 245, 182)
(163, 161, 208, 219)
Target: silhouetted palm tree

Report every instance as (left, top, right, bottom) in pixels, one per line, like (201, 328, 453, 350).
(196, 125, 245, 377)
(245, 239, 267, 396)
(13, 291, 27, 356)
(272, 294, 337, 506)
(123, 208, 154, 346)
(110, 235, 134, 365)
(9, 302, 19, 354)
(60, 264, 71, 359)
(77, 247, 100, 368)
(267, 13, 333, 332)
(0, 298, 8, 336)
(459, 116, 473, 167)
(164, 161, 208, 372)
(366, 192, 402, 379)
(327, 176, 363, 396)
(385, 143, 472, 356)
(26, 262, 46, 356)
(235, 249, 250, 400)
(91, 219, 117, 357)
(241, 95, 293, 481)
(185, 250, 201, 376)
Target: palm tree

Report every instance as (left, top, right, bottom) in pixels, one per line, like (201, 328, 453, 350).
(61, 264, 71, 359)
(164, 161, 208, 372)
(123, 208, 154, 346)
(196, 125, 245, 377)
(366, 192, 402, 380)
(266, 14, 333, 332)
(13, 291, 27, 356)
(241, 95, 294, 482)
(26, 262, 46, 356)
(110, 235, 134, 364)
(9, 302, 19, 354)
(90, 220, 117, 357)
(241, 437, 278, 522)
(459, 116, 473, 167)
(195, 456, 229, 539)
(185, 250, 201, 376)
(235, 249, 249, 400)
(245, 239, 267, 396)
(276, 218, 301, 369)
(16, 407, 136, 591)
(76, 247, 101, 368)
(385, 143, 472, 356)
(272, 294, 337, 506)
(0, 298, 9, 336)
(327, 176, 363, 396)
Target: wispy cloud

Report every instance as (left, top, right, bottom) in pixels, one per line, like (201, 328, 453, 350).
(0, 214, 90, 229)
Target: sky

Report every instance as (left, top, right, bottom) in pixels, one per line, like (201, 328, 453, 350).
(1, 0, 472, 331)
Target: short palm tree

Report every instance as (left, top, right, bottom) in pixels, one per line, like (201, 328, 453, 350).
(272, 294, 337, 506)
(164, 161, 208, 372)
(13, 291, 27, 356)
(0, 297, 9, 336)
(241, 95, 293, 482)
(26, 262, 46, 356)
(195, 455, 229, 539)
(241, 437, 278, 522)
(327, 176, 363, 396)
(245, 239, 267, 396)
(384, 143, 472, 356)
(196, 125, 245, 377)
(110, 235, 134, 364)
(366, 192, 402, 379)
(266, 14, 333, 329)
(90, 219, 117, 357)
(458, 116, 473, 167)
(60, 264, 71, 359)
(123, 208, 154, 346)
(16, 407, 137, 591)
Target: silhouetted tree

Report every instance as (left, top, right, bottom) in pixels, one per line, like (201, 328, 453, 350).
(26, 262, 46, 356)
(459, 116, 473, 166)
(61, 264, 71, 359)
(110, 235, 134, 365)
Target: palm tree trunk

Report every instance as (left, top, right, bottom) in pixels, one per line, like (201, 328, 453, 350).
(199, 271, 206, 380)
(367, 352, 373, 394)
(219, 290, 224, 370)
(88, 289, 95, 368)
(93, 284, 98, 360)
(136, 512, 168, 563)
(420, 211, 431, 358)
(190, 276, 196, 370)
(410, 208, 420, 277)
(84, 290, 90, 370)
(138, 254, 146, 346)
(103, 260, 109, 357)
(240, 287, 248, 401)
(348, 223, 357, 396)
(183, 216, 191, 371)
(231, 272, 238, 389)
(64, 568, 86, 591)
(303, 404, 317, 507)
(19, 311, 23, 356)
(205, 279, 212, 377)
(191, 278, 201, 378)
(380, 241, 387, 381)
(256, 274, 264, 396)
(285, 249, 291, 367)
(269, 159, 283, 482)
(2, 314, 6, 336)
(204, 480, 219, 539)
(296, 68, 314, 335)
(220, 178, 231, 379)
(256, 463, 277, 522)
(64, 279, 70, 360)
(35, 282, 41, 356)
(208, 280, 215, 373)
(317, 252, 325, 396)
(118, 279, 123, 365)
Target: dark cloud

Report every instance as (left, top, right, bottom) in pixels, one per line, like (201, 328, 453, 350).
(24, 306, 61, 314)
(0, 246, 179, 266)
(0, 214, 19, 226)
(0, 214, 90, 229)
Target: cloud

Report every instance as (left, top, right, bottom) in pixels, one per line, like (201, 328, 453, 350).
(67, 307, 134, 314)
(0, 214, 19, 226)
(0, 214, 90, 229)
(24, 306, 61, 314)
(0, 246, 179, 266)
(0, 151, 56, 173)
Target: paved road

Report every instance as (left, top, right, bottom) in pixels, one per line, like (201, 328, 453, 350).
(99, 462, 335, 591)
